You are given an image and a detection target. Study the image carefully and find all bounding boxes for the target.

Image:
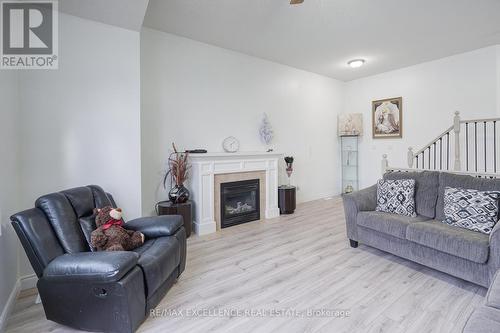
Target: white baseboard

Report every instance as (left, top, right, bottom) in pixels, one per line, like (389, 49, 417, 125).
(0, 280, 21, 333)
(193, 220, 217, 235)
(0, 273, 37, 332)
(265, 207, 280, 219)
(19, 274, 37, 290)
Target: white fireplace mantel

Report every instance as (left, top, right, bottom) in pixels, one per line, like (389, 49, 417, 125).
(187, 151, 282, 235)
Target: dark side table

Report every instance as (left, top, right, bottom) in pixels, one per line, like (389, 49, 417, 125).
(278, 185, 296, 214)
(156, 200, 192, 238)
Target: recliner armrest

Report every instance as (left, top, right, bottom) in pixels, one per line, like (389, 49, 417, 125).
(125, 215, 183, 238)
(43, 252, 138, 283)
(486, 269, 500, 310)
(342, 185, 377, 212)
(489, 223, 500, 277)
(342, 185, 377, 241)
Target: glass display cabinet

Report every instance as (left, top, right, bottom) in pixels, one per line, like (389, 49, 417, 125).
(341, 136, 359, 194)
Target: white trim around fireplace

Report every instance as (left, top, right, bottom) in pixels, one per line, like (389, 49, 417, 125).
(188, 152, 282, 235)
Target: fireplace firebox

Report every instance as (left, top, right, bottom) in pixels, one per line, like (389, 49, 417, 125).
(220, 179, 260, 228)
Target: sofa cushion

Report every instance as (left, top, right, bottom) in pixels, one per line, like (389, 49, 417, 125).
(35, 193, 88, 254)
(62, 187, 95, 218)
(384, 171, 439, 219)
(443, 187, 500, 234)
(133, 237, 180, 298)
(463, 306, 500, 333)
(436, 172, 500, 221)
(79, 214, 97, 251)
(357, 211, 430, 239)
(406, 220, 490, 263)
(376, 179, 417, 217)
(88, 185, 114, 209)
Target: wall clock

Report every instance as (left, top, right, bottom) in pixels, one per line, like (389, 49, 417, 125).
(222, 136, 240, 153)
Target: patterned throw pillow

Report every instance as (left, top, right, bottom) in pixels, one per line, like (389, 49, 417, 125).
(443, 187, 500, 234)
(376, 179, 417, 217)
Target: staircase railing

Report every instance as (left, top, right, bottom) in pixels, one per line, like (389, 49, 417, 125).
(382, 111, 500, 178)
(408, 124, 454, 171)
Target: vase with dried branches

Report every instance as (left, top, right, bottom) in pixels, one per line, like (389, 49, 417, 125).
(284, 156, 294, 186)
(163, 143, 190, 203)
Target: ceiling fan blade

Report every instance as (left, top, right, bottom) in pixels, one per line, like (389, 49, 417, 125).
(290, 0, 304, 5)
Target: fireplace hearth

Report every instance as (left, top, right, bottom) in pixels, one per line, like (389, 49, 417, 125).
(220, 179, 260, 228)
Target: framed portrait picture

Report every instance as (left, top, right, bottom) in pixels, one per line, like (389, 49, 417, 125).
(372, 97, 402, 138)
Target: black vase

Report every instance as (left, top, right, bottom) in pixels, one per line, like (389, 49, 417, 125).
(169, 184, 190, 204)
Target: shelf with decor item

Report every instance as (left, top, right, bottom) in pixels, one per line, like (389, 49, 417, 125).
(340, 136, 359, 193)
(338, 113, 362, 194)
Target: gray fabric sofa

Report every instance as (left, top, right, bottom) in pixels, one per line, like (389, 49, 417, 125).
(463, 270, 500, 332)
(343, 171, 500, 288)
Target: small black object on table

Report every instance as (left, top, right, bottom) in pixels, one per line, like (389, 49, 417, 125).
(185, 149, 207, 154)
(156, 200, 192, 238)
(278, 185, 296, 214)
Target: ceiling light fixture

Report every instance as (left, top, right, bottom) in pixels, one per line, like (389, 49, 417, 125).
(348, 59, 365, 68)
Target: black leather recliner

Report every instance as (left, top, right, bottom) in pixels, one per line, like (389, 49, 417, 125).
(11, 185, 186, 333)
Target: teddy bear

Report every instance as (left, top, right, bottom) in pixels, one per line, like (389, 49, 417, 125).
(90, 206, 144, 251)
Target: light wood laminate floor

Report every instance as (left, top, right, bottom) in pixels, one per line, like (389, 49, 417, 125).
(6, 197, 487, 333)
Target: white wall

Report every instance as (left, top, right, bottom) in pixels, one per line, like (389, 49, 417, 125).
(345, 46, 499, 188)
(17, 14, 142, 276)
(0, 71, 20, 325)
(497, 45, 500, 116)
(140, 29, 345, 214)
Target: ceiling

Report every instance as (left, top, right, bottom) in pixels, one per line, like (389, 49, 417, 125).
(143, 0, 500, 81)
(59, 0, 149, 31)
